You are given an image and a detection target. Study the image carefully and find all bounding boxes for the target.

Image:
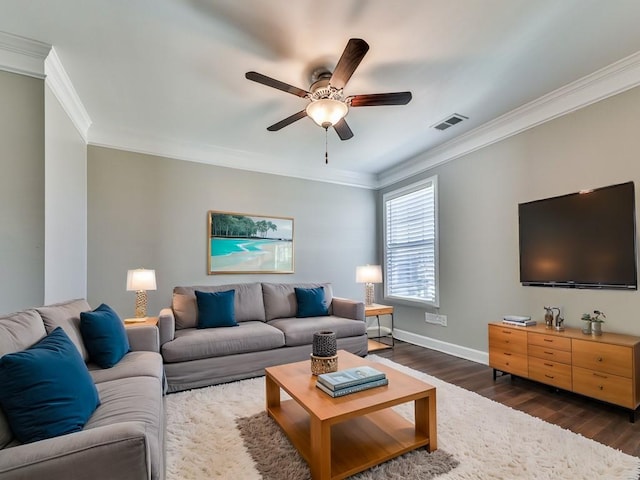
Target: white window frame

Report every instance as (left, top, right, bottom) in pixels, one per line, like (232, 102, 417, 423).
(383, 175, 439, 308)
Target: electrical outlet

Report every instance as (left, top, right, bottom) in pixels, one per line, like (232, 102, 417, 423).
(425, 312, 447, 326)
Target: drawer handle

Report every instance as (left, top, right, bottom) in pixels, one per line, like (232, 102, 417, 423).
(599, 385, 604, 390)
(502, 330, 511, 334)
(544, 363, 554, 367)
(597, 357, 604, 362)
(593, 373, 608, 379)
(504, 352, 512, 356)
(543, 339, 553, 343)
(544, 351, 554, 355)
(545, 374, 555, 379)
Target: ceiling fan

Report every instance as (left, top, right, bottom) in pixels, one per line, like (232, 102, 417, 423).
(245, 38, 412, 141)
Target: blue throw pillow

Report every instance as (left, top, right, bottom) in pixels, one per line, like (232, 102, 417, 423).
(80, 303, 130, 368)
(0, 327, 100, 443)
(195, 289, 238, 328)
(295, 287, 329, 318)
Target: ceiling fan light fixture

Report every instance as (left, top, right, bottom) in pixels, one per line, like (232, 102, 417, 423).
(305, 99, 348, 128)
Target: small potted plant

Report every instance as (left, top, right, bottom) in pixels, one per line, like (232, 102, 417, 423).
(590, 310, 606, 336)
(580, 313, 592, 335)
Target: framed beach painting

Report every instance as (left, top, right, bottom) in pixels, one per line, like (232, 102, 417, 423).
(208, 211, 294, 274)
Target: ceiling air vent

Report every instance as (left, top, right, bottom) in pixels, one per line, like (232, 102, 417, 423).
(432, 113, 468, 131)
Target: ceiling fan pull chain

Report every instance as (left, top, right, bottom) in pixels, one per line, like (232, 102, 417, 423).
(325, 126, 329, 164)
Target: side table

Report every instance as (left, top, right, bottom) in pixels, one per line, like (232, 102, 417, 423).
(365, 304, 394, 351)
(124, 317, 158, 328)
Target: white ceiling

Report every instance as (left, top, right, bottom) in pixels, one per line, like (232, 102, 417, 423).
(2, 0, 640, 188)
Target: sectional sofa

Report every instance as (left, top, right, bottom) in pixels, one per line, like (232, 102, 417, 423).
(0, 299, 164, 480)
(159, 282, 367, 392)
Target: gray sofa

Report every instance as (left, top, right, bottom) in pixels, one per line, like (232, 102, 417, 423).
(0, 299, 165, 480)
(159, 282, 367, 393)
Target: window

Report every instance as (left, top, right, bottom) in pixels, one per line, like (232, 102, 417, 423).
(383, 176, 438, 307)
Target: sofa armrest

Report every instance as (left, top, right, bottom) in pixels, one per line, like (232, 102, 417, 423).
(126, 325, 159, 353)
(158, 308, 175, 346)
(0, 422, 151, 480)
(332, 297, 365, 321)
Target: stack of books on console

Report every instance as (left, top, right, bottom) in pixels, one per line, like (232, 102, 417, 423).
(316, 366, 388, 397)
(502, 315, 537, 327)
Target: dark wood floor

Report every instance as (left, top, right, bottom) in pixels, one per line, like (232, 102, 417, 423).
(373, 340, 640, 457)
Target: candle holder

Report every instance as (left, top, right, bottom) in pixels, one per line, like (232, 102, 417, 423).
(311, 331, 338, 375)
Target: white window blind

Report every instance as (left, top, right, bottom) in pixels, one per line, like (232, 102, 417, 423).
(383, 177, 438, 306)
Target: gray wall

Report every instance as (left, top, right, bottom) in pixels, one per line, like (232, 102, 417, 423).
(44, 83, 87, 304)
(0, 71, 44, 313)
(87, 146, 377, 318)
(381, 84, 640, 354)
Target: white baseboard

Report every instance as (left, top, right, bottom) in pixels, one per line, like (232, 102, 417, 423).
(393, 328, 489, 365)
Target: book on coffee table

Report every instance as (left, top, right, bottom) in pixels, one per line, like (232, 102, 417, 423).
(316, 377, 389, 397)
(317, 366, 386, 391)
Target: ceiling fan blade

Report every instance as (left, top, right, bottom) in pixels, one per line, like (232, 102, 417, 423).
(329, 38, 369, 90)
(349, 92, 412, 107)
(245, 71, 309, 98)
(333, 118, 354, 141)
(267, 110, 308, 131)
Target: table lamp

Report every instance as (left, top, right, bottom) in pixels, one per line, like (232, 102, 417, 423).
(126, 268, 157, 318)
(356, 265, 382, 306)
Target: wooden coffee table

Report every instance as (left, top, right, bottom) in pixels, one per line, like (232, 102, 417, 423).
(265, 350, 437, 480)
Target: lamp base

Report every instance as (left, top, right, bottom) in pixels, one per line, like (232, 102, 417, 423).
(134, 290, 148, 318)
(365, 283, 375, 306)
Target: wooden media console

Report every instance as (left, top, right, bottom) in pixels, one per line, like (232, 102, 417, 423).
(488, 322, 640, 421)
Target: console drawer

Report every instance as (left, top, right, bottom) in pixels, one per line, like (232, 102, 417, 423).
(572, 366, 634, 408)
(489, 349, 528, 377)
(528, 332, 571, 351)
(528, 344, 572, 364)
(572, 339, 632, 378)
(489, 325, 527, 353)
(528, 356, 572, 390)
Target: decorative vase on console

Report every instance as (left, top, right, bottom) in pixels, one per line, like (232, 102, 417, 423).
(590, 310, 606, 337)
(580, 313, 592, 335)
(310, 331, 338, 375)
(544, 306, 554, 329)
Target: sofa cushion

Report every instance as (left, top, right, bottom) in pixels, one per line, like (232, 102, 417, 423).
(173, 283, 265, 329)
(88, 351, 164, 385)
(268, 316, 366, 347)
(36, 299, 91, 361)
(80, 304, 130, 368)
(0, 327, 100, 444)
(87, 376, 163, 480)
(262, 283, 333, 321)
(161, 321, 285, 363)
(295, 287, 329, 318)
(195, 289, 238, 328)
(0, 309, 46, 357)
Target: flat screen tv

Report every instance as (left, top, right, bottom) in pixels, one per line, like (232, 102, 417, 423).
(518, 181, 637, 290)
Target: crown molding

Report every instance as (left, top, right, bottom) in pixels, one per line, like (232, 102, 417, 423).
(88, 129, 377, 189)
(0, 31, 50, 78)
(45, 47, 92, 141)
(377, 50, 640, 189)
(0, 32, 91, 140)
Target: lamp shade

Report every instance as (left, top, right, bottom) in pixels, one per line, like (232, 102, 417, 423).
(356, 265, 382, 284)
(126, 269, 157, 291)
(305, 99, 348, 127)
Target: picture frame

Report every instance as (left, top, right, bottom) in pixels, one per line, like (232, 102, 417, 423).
(207, 210, 294, 274)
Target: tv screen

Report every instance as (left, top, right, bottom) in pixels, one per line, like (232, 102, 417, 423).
(518, 181, 637, 290)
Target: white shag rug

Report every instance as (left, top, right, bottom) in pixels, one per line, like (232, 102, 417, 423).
(165, 355, 640, 480)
